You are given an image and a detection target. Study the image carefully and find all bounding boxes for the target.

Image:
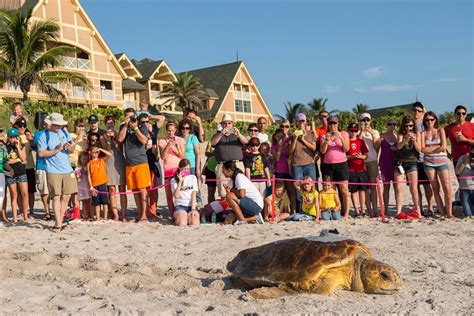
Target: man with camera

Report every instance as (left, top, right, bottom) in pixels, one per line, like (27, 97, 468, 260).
(117, 107, 151, 221)
(211, 114, 248, 198)
(37, 113, 77, 230)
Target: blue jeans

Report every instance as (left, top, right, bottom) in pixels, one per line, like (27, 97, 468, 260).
(460, 189, 474, 217)
(321, 209, 342, 220)
(292, 164, 317, 213)
(238, 197, 262, 217)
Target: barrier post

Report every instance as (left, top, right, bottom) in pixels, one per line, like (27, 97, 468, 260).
(375, 176, 386, 222)
(271, 175, 276, 223)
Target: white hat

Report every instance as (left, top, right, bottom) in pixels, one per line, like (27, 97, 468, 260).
(221, 114, 232, 122)
(359, 113, 371, 121)
(45, 112, 68, 126)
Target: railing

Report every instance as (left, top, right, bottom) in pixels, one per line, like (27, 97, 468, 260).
(242, 91, 251, 100)
(101, 89, 114, 101)
(8, 84, 21, 92)
(150, 90, 160, 99)
(60, 56, 91, 70)
(73, 86, 88, 98)
(233, 90, 242, 99)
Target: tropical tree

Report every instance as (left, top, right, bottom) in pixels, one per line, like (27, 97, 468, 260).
(275, 101, 304, 123)
(0, 9, 90, 101)
(352, 103, 369, 116)
(307, 97, 328, 116)
(439, 111, 456, 127)
(160, 72, 208, 114)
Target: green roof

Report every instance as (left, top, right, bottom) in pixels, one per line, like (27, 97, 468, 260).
(122, 78, 146, 91)
(367, 102, 414, 118)
(132, 58, 164, 80)
(178, 61, 242, 120)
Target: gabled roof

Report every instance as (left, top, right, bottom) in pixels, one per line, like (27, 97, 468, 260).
(132, 58, 165, 80)
(178, 61, 242, 118)
(367, 102, 414, 118)
(115, 52, 142, 79)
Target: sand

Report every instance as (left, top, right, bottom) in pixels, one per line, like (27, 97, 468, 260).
(0, 162, 473, 314)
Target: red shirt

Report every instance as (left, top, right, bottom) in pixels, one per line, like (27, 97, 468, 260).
(347, 138, 368, 172)
(445, 122, 474, 162)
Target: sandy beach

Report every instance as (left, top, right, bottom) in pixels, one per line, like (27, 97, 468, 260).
(0, 170, 473, 314)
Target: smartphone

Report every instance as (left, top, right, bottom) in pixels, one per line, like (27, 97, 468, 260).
(225, 127, 233, 135)
(295, 129, 304, 137)
(180, 170, 190, 177)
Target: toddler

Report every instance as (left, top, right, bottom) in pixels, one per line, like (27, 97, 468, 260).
(319, 176, 342, 220)
(76, 151, 93, 221)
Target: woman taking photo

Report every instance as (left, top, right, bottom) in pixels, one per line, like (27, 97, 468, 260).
(420, 111, 452, 218)
(179, 119, 201, 177)
(320, 115, 350, 219)
(394, 116, 422, 218)
(379, 119, 398, 211)
(158, 121, 185, 216)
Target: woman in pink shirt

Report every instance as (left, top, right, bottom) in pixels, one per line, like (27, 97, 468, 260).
(320, 115, 350, 219)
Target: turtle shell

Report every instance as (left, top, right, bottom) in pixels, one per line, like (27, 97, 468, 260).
(227, 236, 372, 286)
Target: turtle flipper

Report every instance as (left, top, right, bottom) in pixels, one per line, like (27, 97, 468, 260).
(248, 286, 292, 299)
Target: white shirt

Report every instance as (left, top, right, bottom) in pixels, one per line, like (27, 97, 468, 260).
(228, 173, 264, 208)
(171, 175, 198, 207)
(257, 132, 269, 144)
(360, 129, 380, 162)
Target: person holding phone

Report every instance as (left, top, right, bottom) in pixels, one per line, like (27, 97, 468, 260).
(171, 159, 199, 226)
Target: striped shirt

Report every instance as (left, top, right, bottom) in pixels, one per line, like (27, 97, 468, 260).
(423, 130, 449, 167)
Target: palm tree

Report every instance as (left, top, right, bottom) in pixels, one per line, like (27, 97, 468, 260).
(307, 97, 328, 116)
(439, 111, 456, 127)
(352, 103, 369, 116)
(275, 101, 304, 123)
(160, 72, 208, 114)
(0, 9, 90, 101)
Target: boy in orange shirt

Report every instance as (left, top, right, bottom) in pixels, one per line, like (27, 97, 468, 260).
(87, 145, 114, 221)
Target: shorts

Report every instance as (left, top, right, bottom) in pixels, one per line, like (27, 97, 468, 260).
(365, 160, 379, 179)
(349, 171, 368, 193)
(174, 205, 197, 214)
(204, 168, 217, 187)
(91, 184, 109, 206)
(394, 161, 417, 174)
(126, 163, 152, 190)
(6, 174, 28, 186)
(238, 197, 262, 217)
(47, 172, 78, 197)
(321, 161, 349, 182)
(321, 209, 342, 220)
(423, 163, 449, 172)
(36, 169, 49, 195)
(26, 169, 36, 193)
(252, 180, 267, 197)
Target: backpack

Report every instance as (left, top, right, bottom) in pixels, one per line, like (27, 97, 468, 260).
(63, 207, 81, 222)
(44, 129, 70, 150)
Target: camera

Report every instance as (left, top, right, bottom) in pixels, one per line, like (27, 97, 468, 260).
(295, 129, 304, 137)
(225, 127, 234, 135)
(130, 115, 137, 123)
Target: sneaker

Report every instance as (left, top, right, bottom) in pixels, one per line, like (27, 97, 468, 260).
(233, 220, 248, 226)
(255, 213, 265, 224)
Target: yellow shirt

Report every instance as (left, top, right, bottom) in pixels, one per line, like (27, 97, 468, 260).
(69, 132, 87, 167)
(320, 188, 337, 210)
(302, 190, 318, 217)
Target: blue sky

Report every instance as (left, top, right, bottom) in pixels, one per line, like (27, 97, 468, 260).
(82, 0, 473, 116)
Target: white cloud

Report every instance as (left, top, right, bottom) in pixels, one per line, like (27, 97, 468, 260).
(362, 66, 383, 78)
(323, 85, 339, 93)
(437, 77, 457, 82)
(353, 87, 367, 93)
(372, 84, 414, 92)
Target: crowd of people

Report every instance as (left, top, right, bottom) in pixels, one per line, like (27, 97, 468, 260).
(0, 101, 472, 229)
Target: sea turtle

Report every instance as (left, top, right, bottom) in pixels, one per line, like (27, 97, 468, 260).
(227, 234, 401, 299)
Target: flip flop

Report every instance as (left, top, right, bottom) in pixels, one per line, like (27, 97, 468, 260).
(42, 214, 52, 221)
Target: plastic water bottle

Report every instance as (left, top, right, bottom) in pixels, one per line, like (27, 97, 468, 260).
(211, 212, 217, 224)
(201, 215, 207, 224)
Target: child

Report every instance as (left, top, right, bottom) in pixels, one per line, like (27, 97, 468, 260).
(294, 176, 319, 221)
(455, 148, 474, 218)
(347, 122, 369, 217)
(263, 181, 290, 222)
(259, 142, 274, 197)
(87, 145, 115, 221)
(171, 158, 199, 227)
(319, 176, 342, 220)
(9, 102, 27, 126)
(244, 137, 271, 197)
(76, 151, 93, 221)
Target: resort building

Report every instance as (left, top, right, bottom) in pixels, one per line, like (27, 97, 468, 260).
(0, 0, 126, 108)
(179, 61, 274, 123)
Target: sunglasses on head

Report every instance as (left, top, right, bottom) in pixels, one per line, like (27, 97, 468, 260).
(456, 112, 467, 116)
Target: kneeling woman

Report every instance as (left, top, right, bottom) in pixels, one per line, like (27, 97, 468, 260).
(223, 161, 264, 224)
(171, 159, 199, 227)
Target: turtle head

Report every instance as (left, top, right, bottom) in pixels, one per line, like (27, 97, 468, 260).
(357, 257, 401, 294)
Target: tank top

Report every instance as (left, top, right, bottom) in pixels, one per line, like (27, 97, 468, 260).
(423, 130, 449, 167)
(320, 188, 337, 209)
(396, 136, 418, 163)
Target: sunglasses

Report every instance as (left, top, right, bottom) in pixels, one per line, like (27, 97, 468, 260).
(412, 109, 423, 113)
(280, 125, 290, 128)
(181, 126, 190, 130)
(249, 129, 258, 132)
(15, 124, 26, 128)
(319, 115, 328, 119)
(141, 120, 149, 123)
(360, 119, 371, 122)
(387, 123, 396, 126)
(456, 112, 467, 116)
(249, 144, 259, 147)
(349, 129, 359, 132)
(328, 121, 338, 125)
(405, 124, 414, 128)
(425, 118, 435, 122)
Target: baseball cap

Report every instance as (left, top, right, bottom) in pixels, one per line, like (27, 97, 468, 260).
(359, 113, 371, 121)
(348, 122, 359, 131)
(248, 137, 260, 147)
(296, 113, 307, 122)
(14, 117, 27, 127)
(7, 128, 19, 137)
(88, 114, 99, 123)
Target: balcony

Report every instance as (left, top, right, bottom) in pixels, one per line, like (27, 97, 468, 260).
(242, 91, 251, 100)
(101, 89, 114, 101)
(150, 90, 160, 99)
(60, 56, 91, 70)
(73, 86, 88, 99)
(233, 90, 242, 99)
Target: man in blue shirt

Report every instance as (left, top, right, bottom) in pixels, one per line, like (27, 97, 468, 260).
(38, 113, 77, 230)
